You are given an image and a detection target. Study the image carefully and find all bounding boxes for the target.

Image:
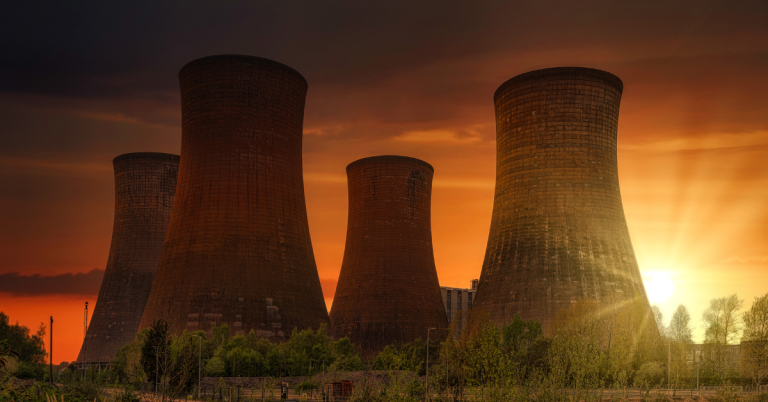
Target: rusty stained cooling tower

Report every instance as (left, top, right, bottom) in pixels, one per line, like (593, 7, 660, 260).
(473, 67, 651, 333)
(139, 55, 329, 337)
(330, 156, 448, 357)
(77, 152, 179, 364)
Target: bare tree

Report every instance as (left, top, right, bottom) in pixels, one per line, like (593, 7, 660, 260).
(703, 294, 743, 345)
(652, 305, 666, 337)
(742, 292, 768, 389)
(702, 294, 743, 377)
(668, 305, 693, 391)
(669, 305, 693, 344)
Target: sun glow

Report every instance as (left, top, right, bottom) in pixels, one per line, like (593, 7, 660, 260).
(643, 271, 675, 304)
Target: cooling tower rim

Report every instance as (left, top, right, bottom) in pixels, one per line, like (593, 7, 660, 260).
(346, 155, 434, 173)
(112, 152, 180, 165)
(494, 67, 624, 103)
(179, 54, 308, 89)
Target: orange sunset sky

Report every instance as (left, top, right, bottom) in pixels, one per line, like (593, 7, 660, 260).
(1, 0, 767, 364)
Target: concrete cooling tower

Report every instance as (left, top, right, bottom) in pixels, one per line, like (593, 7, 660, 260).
(77, 152, 179, 364)
(330, 156, 448, 357)
(139, 55, 329, 337)
(473, 67, 651, 332)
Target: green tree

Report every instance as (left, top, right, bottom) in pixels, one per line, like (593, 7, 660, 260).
(742, 292, 768, 388)
(140, 319, 171, 385)
(668, 305, 693, 390)
(0, 312, 47, 364)
(501, 314, 542, 358)
(703, 294, 743, 378)
(651, 305, 666, 337)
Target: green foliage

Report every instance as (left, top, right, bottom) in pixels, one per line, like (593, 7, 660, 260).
(371, 337, 438, 375)
(14, 361, 45, 380)
(60, 381, 102, 402)
(113, 386, 141, 402)
(111, 329, 148, 385)
(111, 322, 362, 384)
(634, 362, 664, 389)
(294, 379, 318, 393)
(140, 319, 170, 383)
(0, 312, 47, 364)
(501, 314, 542, 357)
(205, 356, 226, 376)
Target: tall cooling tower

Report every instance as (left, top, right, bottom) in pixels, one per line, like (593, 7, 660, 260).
(330, 156, 448, 356)
(473, 67, 650, 332)
(78, 152, 179, 364)
(139, 55, 329, 337)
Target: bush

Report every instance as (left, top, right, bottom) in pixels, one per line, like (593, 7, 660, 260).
(60, 382, 102, 402)
(14, 361, 45, 380)
(634, 362, 664, 389)
(294, 379, 318, 393)
(205, 356, 227, 377)
(114, 386, 141, 402)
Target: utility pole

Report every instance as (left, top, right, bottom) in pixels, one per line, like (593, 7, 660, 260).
(49, 316, 53, 384)
(426, 328, 436, 401)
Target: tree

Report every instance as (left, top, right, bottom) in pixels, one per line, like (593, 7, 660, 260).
(501, 314, 542, 358)
(669, 305, 693, 344)
(651, 305, 666, 337)
(742, 292, 768, 388)
(0, 312, 47, 364)
(668, 305, 693, 390)
(703, 294, 743, 345)
(141, 319, 171, 385)
(702, 294, 743, 378)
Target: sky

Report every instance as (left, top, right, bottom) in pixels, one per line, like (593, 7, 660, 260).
(1, 0, 767, 364)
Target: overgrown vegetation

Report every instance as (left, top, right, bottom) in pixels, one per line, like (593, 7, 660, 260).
(3, 291, 768, 400)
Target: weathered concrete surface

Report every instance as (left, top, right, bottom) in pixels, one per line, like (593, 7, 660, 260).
(140, 55, 329, 338)
(473, 67, 651, 333)
(330, 156, 448, 357)
(78, 152, 179, 364)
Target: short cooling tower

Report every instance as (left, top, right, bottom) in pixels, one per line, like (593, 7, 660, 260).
(330, 156, 448, 356)
(139, 55, 329, 337)
(473, 67, 651, 332)
(77, 152, 179, 364)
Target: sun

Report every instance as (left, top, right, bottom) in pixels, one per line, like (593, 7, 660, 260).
(643, 271, 675, 304)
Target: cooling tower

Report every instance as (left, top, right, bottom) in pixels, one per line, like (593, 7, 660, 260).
(330, 156, 448, 356)
(77, 152, 179, 364)
(139, 55, 329, 337)
(473, 67, 651, 333)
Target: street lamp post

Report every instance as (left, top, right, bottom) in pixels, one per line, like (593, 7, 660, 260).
(426, 328, 436, 401)
(192, 335, 202, 399)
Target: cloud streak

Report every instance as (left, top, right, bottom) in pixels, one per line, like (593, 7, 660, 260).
(0, 269, 104, 296)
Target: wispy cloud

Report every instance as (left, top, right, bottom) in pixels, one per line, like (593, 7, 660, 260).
(0, 158, 111, 173)
(0, 269, 104, 296)
(722, 256, 768, 264)
(433, 179, 495, 189)
(619, 131, 768, 153)
(393, 129, 482, 144)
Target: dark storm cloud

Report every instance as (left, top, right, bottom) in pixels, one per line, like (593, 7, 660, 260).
(3, 0, 765, 100)
(0, 269, 104, 296)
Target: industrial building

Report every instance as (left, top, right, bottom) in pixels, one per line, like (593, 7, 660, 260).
(139, 55, 329, 337)
(77, 152, 179, 365)
(440, 280, 478, 332)
(330, 155, 448, 357)
(472, 67, 652, 333)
